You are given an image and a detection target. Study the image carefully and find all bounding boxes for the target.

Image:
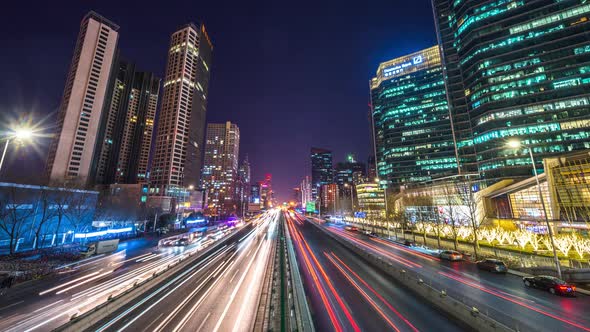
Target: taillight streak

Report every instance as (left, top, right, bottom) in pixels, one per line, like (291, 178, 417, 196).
(324, 252, 402, 332)
(328, 227, 422, 269)
(286, 218, 343, 332)
(370, 237, 440, 262)
(330, 252, 420, 332)
(439, 271, 590, 331)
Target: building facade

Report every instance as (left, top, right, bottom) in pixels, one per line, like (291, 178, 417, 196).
(94, 59, 160, 185)
(310, 147, 333, 199)
(150, 22, 213, 195)
(202, 122, 240, 216)
(46, 12, 119, 186)
(237, 156, 251, 216)
(356, 182, 386, 219)
(432, 0, 590, 183)
(300, 175, 312, 208)
(371, 46, 457, 191)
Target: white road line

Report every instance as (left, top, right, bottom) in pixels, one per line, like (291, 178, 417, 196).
(103, 245, 233, 332)
(212, 237, 267, 332)
(0, 300, 24, 312)
(196, 312, 211, 332)
(33, 300, 64, 313)
(39, 270, 102, 295)
(144, 313, 164, 330)
(229, 269, 239, 283)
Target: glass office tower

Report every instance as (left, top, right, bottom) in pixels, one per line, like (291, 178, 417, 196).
(432, 0, 590, 183)
(370, 46, 457, 190)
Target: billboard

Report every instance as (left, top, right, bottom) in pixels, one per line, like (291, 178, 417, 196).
(305, 201, 316, 213)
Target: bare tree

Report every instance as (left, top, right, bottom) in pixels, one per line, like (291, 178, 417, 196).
(31, 188, 56, 250)
(0, 187, 34, 255)
(66, 189, 96, 240)
(455, 178, 483, 259)
(442, 184, 460, 251)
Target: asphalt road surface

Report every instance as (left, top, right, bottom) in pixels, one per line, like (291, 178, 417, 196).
(0, 223, 246, 331)
(285, 211, 462, 331)
(324, 221, 590, 332)
(88, 209, 279, 332)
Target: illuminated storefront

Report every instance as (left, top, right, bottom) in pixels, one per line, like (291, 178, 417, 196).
(370, 46, 458, 191)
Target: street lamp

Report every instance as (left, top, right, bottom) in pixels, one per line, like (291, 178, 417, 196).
(375, 177, 390, 238)
(0, 127, 34, 174)
(507, 139, 562, 279)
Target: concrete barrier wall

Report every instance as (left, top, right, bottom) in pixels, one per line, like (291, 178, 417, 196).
(284, 220, 315, 332)
(308, 221, 514, 332)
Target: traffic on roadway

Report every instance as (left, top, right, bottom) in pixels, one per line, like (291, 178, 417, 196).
(88, 209, 278, 332)
(284, 211, 462, 331)
(324, 220, 590, 331)
(0, 217, 249, 331)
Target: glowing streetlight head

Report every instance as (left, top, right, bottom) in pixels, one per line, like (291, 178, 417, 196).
(507, 140, 521, 148)
(13, 127, 33, 140)
(374, 177, 380, 182)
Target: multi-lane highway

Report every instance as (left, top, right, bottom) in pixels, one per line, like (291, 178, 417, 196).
(88, 209, 278, 332)
(0, 217, 256, 332)
(284, 211, 462, 331)
(323, 221, 590, 332)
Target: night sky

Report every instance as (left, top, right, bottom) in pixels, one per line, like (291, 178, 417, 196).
(0, 0, 437, 201)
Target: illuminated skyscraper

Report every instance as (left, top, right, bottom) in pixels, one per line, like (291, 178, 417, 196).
(202, 122, 240, 215)
(46, 12, 119, 186)
(433, 0, 590, 183)
(94, 59, 160, 185)
(370, 46, 457, 190)
(310, 147, 333, 199)
(150, 22, 213, 195)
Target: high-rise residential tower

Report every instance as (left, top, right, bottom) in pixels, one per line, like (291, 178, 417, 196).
(202, 122, 240, 215)
(94, 59, 160, 185)
(432, 0, 590, 183)
(310, 147, 333, 199)
(46, 12, 119, 186)
(370, 46, 456, 190)
(150, 22, 213, 195)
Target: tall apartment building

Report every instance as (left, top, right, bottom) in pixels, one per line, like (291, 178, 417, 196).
(202, 122, 240, 215)
(310, 147, 333, 199)
(150, 22, 213, 195)
(432, 0, 590, 183)
(370, 46, 457, 190)
(300, 175, 312, 208)
(94, 59, 160, 185)
(237, 156, 251, 213)
(46, 12, 119, 186)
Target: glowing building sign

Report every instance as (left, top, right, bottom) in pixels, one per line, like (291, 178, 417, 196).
(383, 55, 424, 77)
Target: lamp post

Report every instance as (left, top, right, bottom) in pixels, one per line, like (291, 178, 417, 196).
(0, 127, 34, 174)
(375, 177, 390, 238)
(507, 139, 562, 279)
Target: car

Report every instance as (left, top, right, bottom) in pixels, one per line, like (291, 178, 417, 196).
(523, 275, 576, 296)
(344, 226, 358, 231)
(439, 250, 463, 261)
(476, 259, 508, 273)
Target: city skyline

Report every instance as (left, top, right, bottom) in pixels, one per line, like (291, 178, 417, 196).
(0, 0, 436, 201)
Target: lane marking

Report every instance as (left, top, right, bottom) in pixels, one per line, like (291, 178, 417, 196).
(196, 312, 211, 332)
(0, 301, 24, 312)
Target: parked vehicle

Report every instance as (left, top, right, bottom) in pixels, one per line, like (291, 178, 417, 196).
(523, 275, 576, 296)
(80, 239, 119, 257)
(476, 259, 508, 273)
(439, 250, 463, 261)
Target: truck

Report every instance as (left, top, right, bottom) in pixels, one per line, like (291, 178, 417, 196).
(80, 239, 119, 257)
